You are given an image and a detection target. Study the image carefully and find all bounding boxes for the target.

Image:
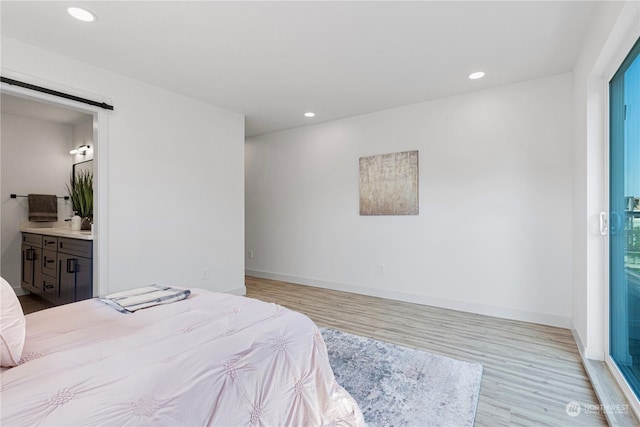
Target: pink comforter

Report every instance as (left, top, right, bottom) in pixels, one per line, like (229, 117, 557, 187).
(1, 289, 363, 426)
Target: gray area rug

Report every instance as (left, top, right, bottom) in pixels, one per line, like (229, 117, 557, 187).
(320, 328, 483, 427)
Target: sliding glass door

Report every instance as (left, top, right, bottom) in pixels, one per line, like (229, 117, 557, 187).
(610, 37, 640, 397)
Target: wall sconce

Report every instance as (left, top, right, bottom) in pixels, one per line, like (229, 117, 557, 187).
(70, 144, 91, 155)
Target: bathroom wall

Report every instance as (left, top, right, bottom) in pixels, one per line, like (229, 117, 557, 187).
(71, 117, 95, 163)
(0, 113, 77, 292)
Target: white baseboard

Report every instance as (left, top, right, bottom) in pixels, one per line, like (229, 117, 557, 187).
(571, 324, 605, 361)
(245, 269, 571, 328)
(224, 286, 246, 296)
(13, 286, 28, 297)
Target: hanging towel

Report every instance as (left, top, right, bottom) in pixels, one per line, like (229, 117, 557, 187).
(28, 194, 58, 222)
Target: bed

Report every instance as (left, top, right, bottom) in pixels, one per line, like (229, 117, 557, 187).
(0, 281, 364, 426)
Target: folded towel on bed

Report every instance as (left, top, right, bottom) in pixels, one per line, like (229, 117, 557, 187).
(100, 285, 191, 313)
(28, 194, 58, 222)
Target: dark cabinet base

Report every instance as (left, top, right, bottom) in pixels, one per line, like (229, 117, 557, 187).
(20, 233, 93, 306)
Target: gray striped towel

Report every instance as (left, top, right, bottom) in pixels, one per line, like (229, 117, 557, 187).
(100, 285, 191, 313)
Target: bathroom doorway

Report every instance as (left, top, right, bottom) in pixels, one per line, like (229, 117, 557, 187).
(0, 85, 108, 298)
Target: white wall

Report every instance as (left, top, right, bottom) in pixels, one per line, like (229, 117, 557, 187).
(1, 37, 245, 295)
(246, 73, 574, 327)
(1, 113, 75, 290)
(71, 117, 95, 163)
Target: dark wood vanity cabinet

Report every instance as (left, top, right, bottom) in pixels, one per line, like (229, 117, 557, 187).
(57, 238, 93, 304)
(20, 232, 93, 305)
(21, 233, 43, 293)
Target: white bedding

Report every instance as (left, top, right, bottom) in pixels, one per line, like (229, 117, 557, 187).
(0, 289, 363, 426)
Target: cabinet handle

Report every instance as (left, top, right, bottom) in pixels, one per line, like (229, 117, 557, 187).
(25, 248, 35, 261)
(66, 258, 78, 274)
(44, 284, 55, 290)
(45, 240, 55, 245)
(44, 256, 54, 264)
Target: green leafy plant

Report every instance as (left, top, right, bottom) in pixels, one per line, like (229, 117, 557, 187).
(66, 170, 93, 219)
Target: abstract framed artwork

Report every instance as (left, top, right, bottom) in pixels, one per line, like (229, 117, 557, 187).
(359, 150, 419, 215)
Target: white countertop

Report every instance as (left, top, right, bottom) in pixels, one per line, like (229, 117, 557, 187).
(20, 226, 94, 241)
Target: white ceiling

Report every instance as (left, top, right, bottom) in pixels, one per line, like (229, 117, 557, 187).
(0, 1, 597, 137)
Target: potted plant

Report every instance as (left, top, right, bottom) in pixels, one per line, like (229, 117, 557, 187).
(66, 170, 93, 230)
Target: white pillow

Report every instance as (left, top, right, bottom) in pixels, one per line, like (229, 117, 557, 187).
(1, 277, 26, 367)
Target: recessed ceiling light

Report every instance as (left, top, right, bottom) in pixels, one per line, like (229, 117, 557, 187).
(68, 7, 96, 22)
(304, 112, 315, 118)
(469, 71, 485, 80)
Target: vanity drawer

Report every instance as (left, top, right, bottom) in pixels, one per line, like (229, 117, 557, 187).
(43, 236, 58, 249)
(22, 233, 43, 247)
(58, 237, 93, 258)
(42, 250, 57, 277)
(42, 274, 58, 298)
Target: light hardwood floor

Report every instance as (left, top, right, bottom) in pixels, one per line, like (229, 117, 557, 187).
(246, 276, 608, 427)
